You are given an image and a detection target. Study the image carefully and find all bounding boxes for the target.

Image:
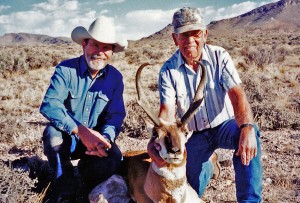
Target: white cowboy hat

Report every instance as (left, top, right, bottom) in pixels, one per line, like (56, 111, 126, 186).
(71, 16, 127, 53)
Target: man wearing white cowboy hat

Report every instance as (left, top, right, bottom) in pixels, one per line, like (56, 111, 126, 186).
(40, 16, 127, 202)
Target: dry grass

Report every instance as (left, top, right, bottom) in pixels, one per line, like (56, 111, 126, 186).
(0, 44, 81, 78)
(0, 29, 299, 202)
(0, 161, 40, 203)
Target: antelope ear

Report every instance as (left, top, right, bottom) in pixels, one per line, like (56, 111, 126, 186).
(180, 125, 193, 139)
(180, 123, 189, 132)
(186, 131, 193, 139)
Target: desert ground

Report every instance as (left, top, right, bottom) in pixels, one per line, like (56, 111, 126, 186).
(0, 28, 299, 203)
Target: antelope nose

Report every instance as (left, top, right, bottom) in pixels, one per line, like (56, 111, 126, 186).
(170, 148, 180, 154)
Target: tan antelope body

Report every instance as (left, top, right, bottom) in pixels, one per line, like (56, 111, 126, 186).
(126, 62, 206, 203)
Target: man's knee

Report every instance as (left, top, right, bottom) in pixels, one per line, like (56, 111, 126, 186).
(42, 124, 65, 152)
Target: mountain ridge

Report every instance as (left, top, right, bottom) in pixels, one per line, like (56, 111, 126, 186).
(139, 0, 299, 41)
(207, 0, 300, 32)
(0, 32, 73, 45)
(0, 0, 298, 45)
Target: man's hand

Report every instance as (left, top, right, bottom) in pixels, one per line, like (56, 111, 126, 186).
(147, 138, 167, 168)
(84, 129, 111, 157)
(236, 126, 257, 165)
(228, 85, 257, 166)
(73, 125, 111, 157)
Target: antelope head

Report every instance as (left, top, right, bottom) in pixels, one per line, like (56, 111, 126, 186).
(136, 62, 206, 165)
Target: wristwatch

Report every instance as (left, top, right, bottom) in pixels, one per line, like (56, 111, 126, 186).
(239, 123, 254, 129)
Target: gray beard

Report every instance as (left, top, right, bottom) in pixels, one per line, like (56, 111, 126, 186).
(85, 55, 108, 71)
(88, 62, 107, 71)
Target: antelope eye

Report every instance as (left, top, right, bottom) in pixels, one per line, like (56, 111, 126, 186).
(152, 132, 158, 139)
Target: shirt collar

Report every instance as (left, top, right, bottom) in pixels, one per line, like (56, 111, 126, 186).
(175, 44, 212, 69)
(201, 44, 212, 66)
(79, 55, 107, 78)
(176, 50, 185, 69)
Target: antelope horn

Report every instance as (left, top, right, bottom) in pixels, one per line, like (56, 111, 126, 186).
(136, 63, 160, 126)
(181, 62, 206, 127)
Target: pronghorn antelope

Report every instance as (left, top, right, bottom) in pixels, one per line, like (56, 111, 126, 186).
(125, 62, 207, 203)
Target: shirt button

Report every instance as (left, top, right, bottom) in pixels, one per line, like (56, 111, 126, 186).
(84, 121, 87, 124)
(86, 108, 89, 111)
(88, 95, 91, 98)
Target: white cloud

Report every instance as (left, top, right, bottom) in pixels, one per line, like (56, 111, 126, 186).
(120, 9, 176, 40)
(0, 0, 87, 37)
(260, 0, 278, 6)
(100, 9, 109, 15)
(1, 11, 47, 33)
(33, 0, 78, 11)
(33, 0, 60, 11)
(0, 5, 11, 12)
(98, 0, 126, 6)
(201, 0, 278, 23)
(125, 9, 173, 24)
(64, 1, 78, 10)
(86, 10, 97, 18)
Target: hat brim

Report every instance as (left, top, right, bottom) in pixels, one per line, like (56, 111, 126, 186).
(173, 24, 207, 34)
(71, 26, 126, 53)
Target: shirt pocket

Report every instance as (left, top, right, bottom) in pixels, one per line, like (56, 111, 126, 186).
(206, 80, 223, 91)
(176, 89, 191, 113)
(95, 92, 110, 114)
(66, 91, 80, 114)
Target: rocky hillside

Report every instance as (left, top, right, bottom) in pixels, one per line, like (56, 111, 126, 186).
(0, 32, 73, 45)
(208, 0, 300, 32)
(144, 0, 300, 40)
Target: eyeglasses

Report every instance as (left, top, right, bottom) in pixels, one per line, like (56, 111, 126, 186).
(177, 30, 204, 42)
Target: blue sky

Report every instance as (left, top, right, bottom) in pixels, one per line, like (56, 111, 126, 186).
(0, 0, 277, 40)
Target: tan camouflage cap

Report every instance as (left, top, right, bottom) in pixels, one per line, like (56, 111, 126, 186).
(172, 7, 206, 34)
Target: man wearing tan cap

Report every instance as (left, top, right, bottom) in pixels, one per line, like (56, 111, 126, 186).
(148, 7, 263, 202)
(40, 16, 127, 202)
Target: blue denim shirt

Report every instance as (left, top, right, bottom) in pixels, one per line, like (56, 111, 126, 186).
(40, 55, 126, 141)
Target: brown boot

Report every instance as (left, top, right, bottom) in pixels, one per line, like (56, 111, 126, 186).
(209, 152, 221, 180)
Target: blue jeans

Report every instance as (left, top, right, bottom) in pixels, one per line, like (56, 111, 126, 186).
(186, 119, 263, 203)
(42, 124, 122, 192)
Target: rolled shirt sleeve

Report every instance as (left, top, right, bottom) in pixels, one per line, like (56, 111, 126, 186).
(159, 65, 176, 106)
(220, 50, 242, 91)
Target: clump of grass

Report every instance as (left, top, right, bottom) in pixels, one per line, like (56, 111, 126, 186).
(122, 100, 149, 139)
(124, 49, 141, 65)
(0, 44, 81, 78)
(241, 46, 275, 69)
(142, 47, 166, 62)
(0, 161, 39, 203)
(242, 70, 300, 130)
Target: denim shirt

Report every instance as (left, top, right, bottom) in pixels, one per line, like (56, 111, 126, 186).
(40, 55, 126, 141)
